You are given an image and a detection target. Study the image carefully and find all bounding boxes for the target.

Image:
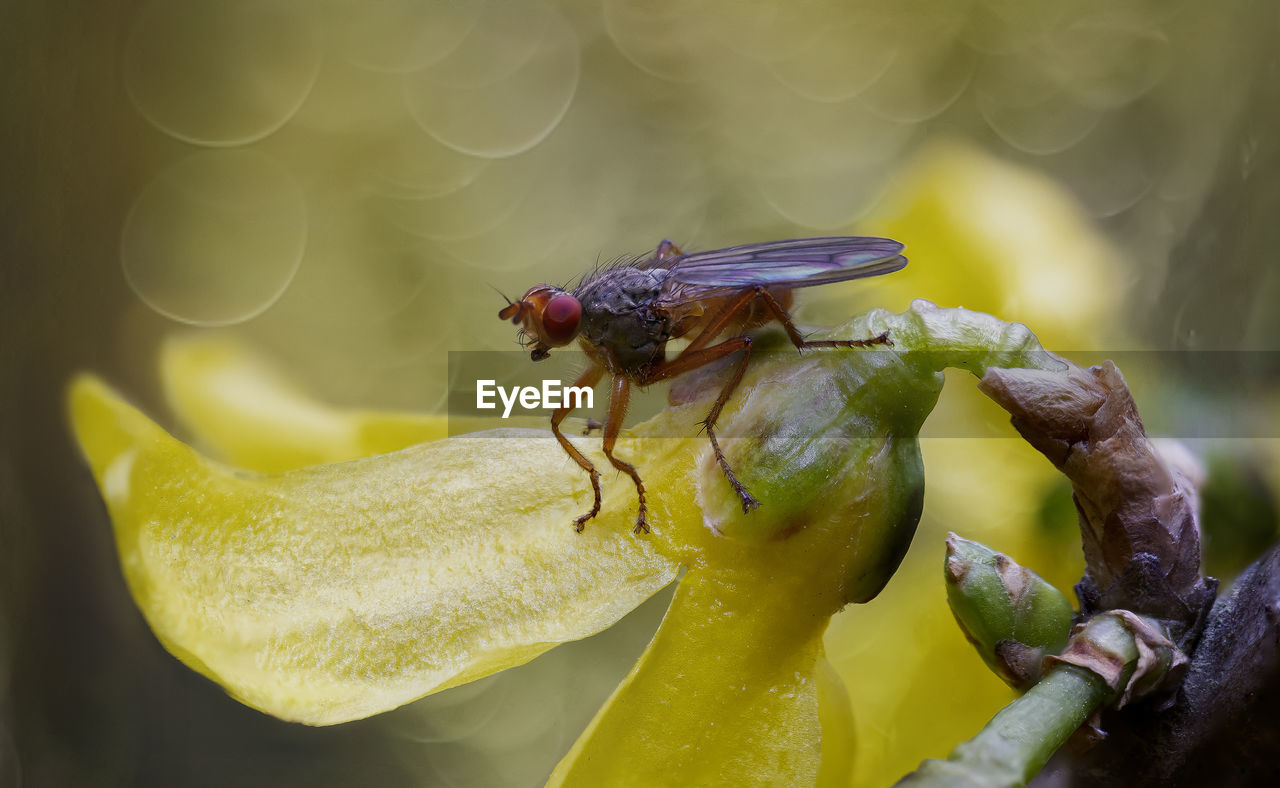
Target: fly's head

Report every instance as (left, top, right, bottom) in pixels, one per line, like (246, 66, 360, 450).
(498, 285, 583, 361)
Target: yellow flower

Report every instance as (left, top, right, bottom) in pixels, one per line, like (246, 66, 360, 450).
(866, 141, 1122, 351)
(71, 302, 1058, 785)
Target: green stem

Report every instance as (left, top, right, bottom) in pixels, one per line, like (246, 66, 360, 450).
(896, 613, 1148, 788)
(894, 664, 1109, 788)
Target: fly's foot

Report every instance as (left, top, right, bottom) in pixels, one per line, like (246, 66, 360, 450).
(707, 426, 761, 515)
(632, 491, 650, 534)
(714, 447, 761, 513)
(572, 469, 603, 532)
(729, 476, 761, 513)
(845, 329, 892, 347)
(582, 418, 603, 435)
(867, 329, 892, 347)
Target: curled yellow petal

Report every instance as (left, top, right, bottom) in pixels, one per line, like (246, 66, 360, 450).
(69, 374, 678, 725)
(815, 655, 857, 788)
(864, 141, 1122, 349)
(161, 334, 459, 470)
(548, 570, 827, 787)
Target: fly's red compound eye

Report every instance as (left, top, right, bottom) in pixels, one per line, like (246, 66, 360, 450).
(541, 294, 581, 345)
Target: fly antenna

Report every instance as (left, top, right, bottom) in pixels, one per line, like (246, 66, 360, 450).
(488, 282, 513, 307)
(491, 283, 526, 322)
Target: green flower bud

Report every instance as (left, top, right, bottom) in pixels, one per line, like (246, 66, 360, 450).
(687, 301, 1062, 607)
(944, 534, 1074, 689)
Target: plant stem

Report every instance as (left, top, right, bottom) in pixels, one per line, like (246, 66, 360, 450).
(895, 663, 1109, 788)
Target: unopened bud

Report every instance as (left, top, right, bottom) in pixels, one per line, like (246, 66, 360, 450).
(945, 533, 1074, 689)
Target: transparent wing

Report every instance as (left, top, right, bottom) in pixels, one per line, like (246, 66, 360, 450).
(654, 236, 906, 304)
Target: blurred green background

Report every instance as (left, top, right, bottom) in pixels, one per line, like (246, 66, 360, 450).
(3, 0, 1278, 785)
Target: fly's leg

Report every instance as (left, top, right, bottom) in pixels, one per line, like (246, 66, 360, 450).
(750, 286, 892, 350)
(551, 365, 604, 531)
(601, 375, 650, 534)
(582, 418, 603, 435)
(641, 336, 759, 513)
(640, 287, 770, 511)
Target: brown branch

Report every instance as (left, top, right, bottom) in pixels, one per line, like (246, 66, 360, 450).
(975, 358, 1280, 785)
(978, 361, 1216, 643)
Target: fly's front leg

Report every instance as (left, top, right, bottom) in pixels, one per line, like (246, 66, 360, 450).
(601, 375, 650, 534)
(642, 336, 760, 513)
(551, 365, 604, 531)
(752, 286, 891, 350)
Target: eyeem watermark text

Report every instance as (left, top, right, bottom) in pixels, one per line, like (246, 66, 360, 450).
(451, 349, 1280, 437)
(475, 379, 594, 418)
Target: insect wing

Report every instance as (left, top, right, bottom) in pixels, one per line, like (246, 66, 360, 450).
(656, 236, 905, 302)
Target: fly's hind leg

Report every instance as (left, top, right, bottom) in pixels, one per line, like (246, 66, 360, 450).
(751, 286, 892, 350)
(551, 366, 604, 531)
(641, 334, 760, 514)
(696, 339, 759, 513)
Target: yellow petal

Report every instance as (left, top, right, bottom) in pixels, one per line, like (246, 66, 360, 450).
(548, 569, 828, 787)
(862, 141, 1122, 349)
(68, 374, 678, 725)
(161, 334, 470, 470)
(815, 655, 857, 788)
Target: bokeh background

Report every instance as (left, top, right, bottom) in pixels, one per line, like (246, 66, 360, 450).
(3, 0, 1279, 785)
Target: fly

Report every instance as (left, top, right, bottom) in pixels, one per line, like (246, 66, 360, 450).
(498, 236, 906, 534)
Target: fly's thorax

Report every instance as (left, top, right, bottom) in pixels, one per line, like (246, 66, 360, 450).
(575, 266, 672, 372)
